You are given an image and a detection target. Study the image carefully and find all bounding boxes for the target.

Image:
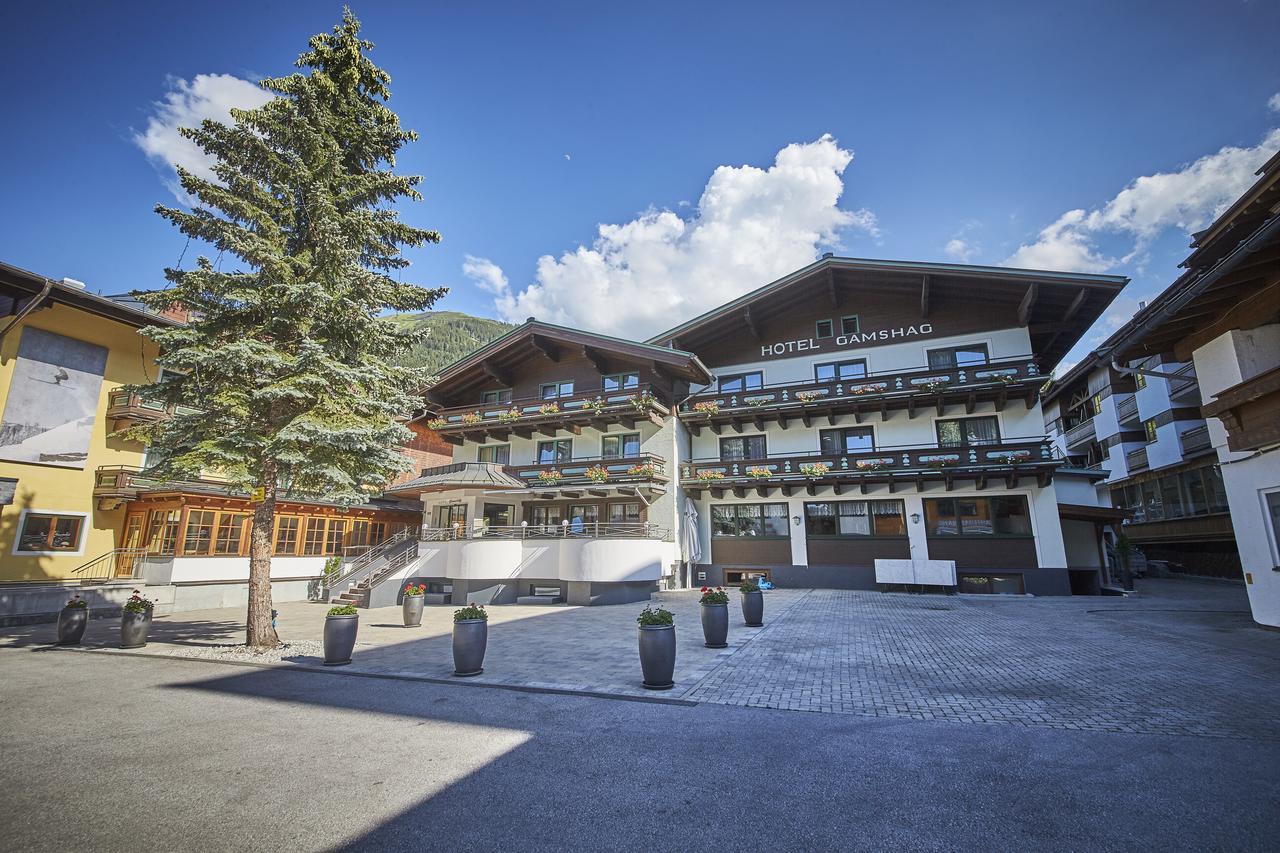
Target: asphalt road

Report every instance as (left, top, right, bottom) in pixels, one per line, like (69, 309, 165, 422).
(2, 648, 1276, 852)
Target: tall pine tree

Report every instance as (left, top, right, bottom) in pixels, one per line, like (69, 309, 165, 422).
(126, 9, 444, 647)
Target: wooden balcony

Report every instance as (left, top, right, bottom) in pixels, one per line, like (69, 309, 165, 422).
(427, 384, 671, 445)
(1125, 446, 1149, 473)
(679, 357, 1043, 435)
(1063, 416, 1096, 449)
(1114, 393, 1139, 425)
(681, 437, 1059, 497)
(1168, 364, 1200, 404)
(105, 390, 198, 430)
(504, 453, 669, 495)
(92, 465, 236, 510)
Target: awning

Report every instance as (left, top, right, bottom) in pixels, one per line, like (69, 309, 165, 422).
(1058, 503, 1126, 523)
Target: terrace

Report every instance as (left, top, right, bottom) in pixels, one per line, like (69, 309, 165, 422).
(682, 436, 1059, 496)
(678, 356, 1043, 435)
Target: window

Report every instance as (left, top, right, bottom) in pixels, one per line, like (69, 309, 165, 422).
(815, 319, 834, 339)
(720, 435, 767, 461)
(527, 505, 563, 531)
(1143, 418, 1158, 443)
(146, 510, 180, 555)
(302, 518, 327, 555)
(936, 416, 1000, 447)
(214, 514, 248, 555)
(608, 502, 642, 524)
(1091, 393, 1104, 416)
(719, 372, 763, 393)
(274, 517, 300, 555)
(602, 433, 640, 459)
(482, 503, 513, 528)
(481, 389, 512, 405)
(370, 522, 387, 545)
(349, 520, 371, 549)
(805, 500, 906, 537)
(181, 510, 216, 555)
(325, 520, 347, 556)
(477, 444, 511, 464)
(1265, 491, 1280, 562)
(1135, 372, 1147, 389)
(603, 372, 639, 391)
(814, 359, 867, 383)
(927, 344, 989, 369)
(711, 503, 789, 537)
(569, 504, 600, 526)
(840, 315, 860, 336)
(537, 439, 573, 463)
(924, 497, 1031, 537)
(819, 427, 875, 454)
(540, 381, 574, 399)
(15, 512, 85, 553)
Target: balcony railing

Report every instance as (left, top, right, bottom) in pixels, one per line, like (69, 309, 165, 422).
(1168, 364, 1200, 401)
(1114, 393, 1138, 424)
(682, 437, 1057, 490)
(1179, 425, 1212, 456)
(1063, 416, 1096, 448)
(419, 523, 671, 541)
(504, 453, 667, 488)
(93, 465, 234, 501)
(1125, 446, 1149, 472)
(428, 384, 670, 442)
(105, 390, 199, 428)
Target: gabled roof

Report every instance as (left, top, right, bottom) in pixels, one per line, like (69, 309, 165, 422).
(0, 260, 177, 329)
(646, 256, 1128, 372)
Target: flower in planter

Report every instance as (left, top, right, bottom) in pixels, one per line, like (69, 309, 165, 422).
(454, 604, 488, 621)
(630, 391, 658, 412)
(426, 417, 448, 430)
(699, 586, 729, 605)
(123, 589, 155, 614)
(65, 594, 88, 609)
(584, 397, 607, 415)
(626, 462, 657, 479)
(403, 583, 426, 596)
(460, 411, 483, 425)
(795, 390, 821, 403)
(738, 578, 761, 593)
(692, 400, 720, 417)
(695, 470, 725, 481)
(746, 466, 773, 479)
(537, 469, 563, 484)
(538, 402, 560, 415)
(991, 450, 1032, 465)
(850, 382, 889, 395)
(997, 374, 1019, 384)
(799, 462, 830, 478)
(636, 605, 674, 626)
(922, 379, 950, 394)
(924, 457, 956, 469)
(855, 459, 887, 471)
(328, 604, 359, 616)
(745, 396, 768, 407)
(497, 407, 521, 423)
(585, 464, 610, 484)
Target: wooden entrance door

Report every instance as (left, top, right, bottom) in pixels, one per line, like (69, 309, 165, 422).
(116, 512, 146, 577)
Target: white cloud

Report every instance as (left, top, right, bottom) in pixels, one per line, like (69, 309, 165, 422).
(1005, 127, 1280, 273)
(462, 255, 509, 296)
(134, 73, 272, 203)
(471, 135, 873, 338)
(1270, 92, 1280, 113)
(943, 238, 976, 263)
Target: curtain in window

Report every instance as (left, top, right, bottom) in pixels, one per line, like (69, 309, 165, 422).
(837, 502, 870, 536)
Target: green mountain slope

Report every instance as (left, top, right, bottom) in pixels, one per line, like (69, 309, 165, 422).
(389, 311, 513, 375)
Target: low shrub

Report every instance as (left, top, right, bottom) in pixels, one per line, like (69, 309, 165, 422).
(328, 604, 358, 617)
(739, 579, 760, 593)
(636, 605, 674, 626)
(454, 604, 488, 621)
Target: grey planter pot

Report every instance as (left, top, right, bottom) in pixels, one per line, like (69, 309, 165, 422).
(741, 590, 764, 627)
(452, 619, 487, 676)
(701, 602, 728, 648)
(323, 614, 358, 666)
(120, 610, 152, 649)
(403, 594, 424, 627)
(57, 607, 88, 645)
(638, 624, 676, 690)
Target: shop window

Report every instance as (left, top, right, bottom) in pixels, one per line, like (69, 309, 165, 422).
(924, 496, 1031, 537)
(958, 573, 1025, 594)
(805, 500, 906, 536)
(482, 504, 513, 528)
(326, 520, 347, 556)
(710, 503, 788, 538)
(182, 510, 217, 555)
(15, 512, 85, 553)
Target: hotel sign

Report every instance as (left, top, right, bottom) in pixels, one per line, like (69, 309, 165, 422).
(760, 323, 936, 359)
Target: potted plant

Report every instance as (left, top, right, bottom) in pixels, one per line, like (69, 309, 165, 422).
(324, 604, 359, 665)
(538, 401, 560, 415)
(626, 462, 657, 479)
(799, 462, 830, 478)
(57, 594, 89, 645)
(695, 469, 725, 482)
(746, 466, 772, 479)
(739, 579, 764, 627)
(692, 400, 719, 417)
(426, 417, 448, 430)
(637, 605, 676, 690)
(585, 464, 609, 484)
(795, 390, 821, 403)
(537, 469, 563, 485)
(120, 589, 155, 649)
(452, 604, 488, 676)
(630, 391, 657, 413)
(402, 582, 426, 627)
(461, 410, 483, 425)
(699, 586, 729, 648)
(497, 407, 521, 423)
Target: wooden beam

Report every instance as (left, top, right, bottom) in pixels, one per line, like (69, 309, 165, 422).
(935, 395, 944, 417)
(563, 422, 582, 436)
(777, 415, 789, 430)
(826, 412, 837, 426)
(481, 360, 511, 386)
(588, 489, 607, 497)
(529, 334, 559, 362)
(581, 346, 608, 374)
(490, 429, 510, 442)
(944, 472, 953, 492)
(805, 483, 816, 496)
(853, 407, 862, 424)
(996, 388, 1008, 411)
(907, 397, 917, 419)
(743, 307, 760, 341)
(920, 274, 930, 319)
(710, 488, 724, 499)
(1173, 278, 1280, 361)
(537, 425, 559, 438)
(1025, 389, 1037, 409)
(976, 473, 987, 491)
(512, 427, 533, 440)
(965, 392, 976, 415)
(752, 415, 765, 432)
(858, 477, 867, 495)
(1062, 288, 1088, 323)
(802, 411, 812, 428)
(880, 400, 888, 422)
(730, 421, 743, 434)
(755, 486, 769, 498)
(709, 422, 722, 435)
(689, 423, 701, 437)
(1017, 282, 1039, 327)
(1037, 471, 1052, 488)
(732, 487, 745, 499)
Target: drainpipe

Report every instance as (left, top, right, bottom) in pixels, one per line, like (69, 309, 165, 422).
(0, 278, 54, 350)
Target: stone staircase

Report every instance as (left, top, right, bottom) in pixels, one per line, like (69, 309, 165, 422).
(326, 533, 420, 609)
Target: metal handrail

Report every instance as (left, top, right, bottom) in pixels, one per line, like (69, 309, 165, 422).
(72, 548, 147, 582)
(324, 529, 417, 587)
(419, 523, 671, 541)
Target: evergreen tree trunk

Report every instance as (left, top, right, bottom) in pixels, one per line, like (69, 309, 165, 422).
(247, 462, 280, 648)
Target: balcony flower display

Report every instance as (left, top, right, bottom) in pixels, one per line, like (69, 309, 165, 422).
(585, 464, 610, 483)
(692, 400, 720, 417)
(990, 450, 1032, 464)
(538, 402, 560, 415)
(794, 390, 821, 403)
(924, 456, 956, 469)
(922, 379, 950, 394)
(849, 382, 889, 395)
(695, 469, 725, 481)
(746, 466, 773, 479)
(630, 391, 658, 412)
(584, 396, 607, 415)
(426, 417, 448, 430)
(855, 459, 887, 471)
(744, 395, 768, 407)
(626, 462, 657, 479)
(461, 411, 483, 426)
(997, 373, 1020, 384)
(799, 462, 830, 478)
(537, 469, 563, 484)
(497, 407, 521, 423)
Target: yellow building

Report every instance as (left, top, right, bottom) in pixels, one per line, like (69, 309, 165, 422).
(0, 260, 168, 585)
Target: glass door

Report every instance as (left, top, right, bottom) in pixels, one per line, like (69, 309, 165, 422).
(432, 504, 468, 537)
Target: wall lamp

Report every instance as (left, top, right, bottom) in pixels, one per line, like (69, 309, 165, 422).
(910, 513, 921, 524)
(792, 515, 802, 527)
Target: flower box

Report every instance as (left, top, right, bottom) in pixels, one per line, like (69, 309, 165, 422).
(460, 411, 483, 426)
(795, 391, 821, 403)
(497, 408, 521, 423)
(626, 463, 657, 479)
(630, 391, 658, 412)
(585, 465, 609, 484)
(799, 462, 830, 478)
(537, 469, 563, 484)
(692, 401, 720, 417)
(695, 470, 725, 481)
(538, 402, 560, 416)
(746, 466, 772, 479)
(426, 417, 448, 430)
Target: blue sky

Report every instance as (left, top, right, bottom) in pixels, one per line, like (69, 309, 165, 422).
(2, 1, 1278, 368)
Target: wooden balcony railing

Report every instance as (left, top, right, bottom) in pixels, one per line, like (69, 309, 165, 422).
(1168, 364, 1200, 401)
(1114, 393, 1139, 423)
(679, 357, 1043, 432)
(428, 384, 670, 444)
(682, 437, 1058, 493)
(1063, 416, 1097, 448)
(105, 390, 200, 429)
(92, 465, 235, 506)
(504, 453, 668, 489)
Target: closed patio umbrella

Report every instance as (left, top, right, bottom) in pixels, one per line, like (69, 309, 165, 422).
(681, 497, 702, 588)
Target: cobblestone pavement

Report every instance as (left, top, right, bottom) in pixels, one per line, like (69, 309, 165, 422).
(12, 579, 1279, 740)
(684, 582, 1280, 741)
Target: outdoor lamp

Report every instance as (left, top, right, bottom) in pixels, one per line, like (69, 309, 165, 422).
(910, 512, 921, 524)
(792, 515, 802, 526)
